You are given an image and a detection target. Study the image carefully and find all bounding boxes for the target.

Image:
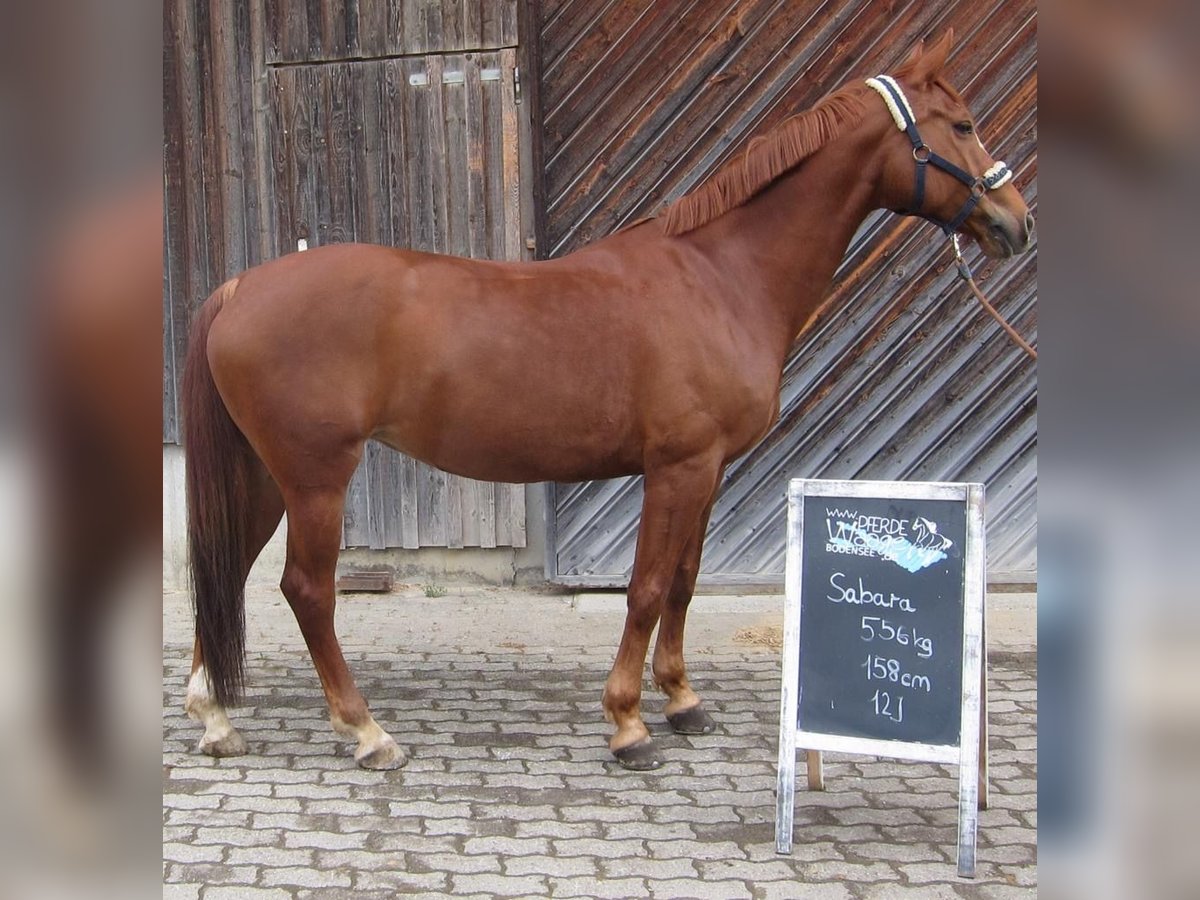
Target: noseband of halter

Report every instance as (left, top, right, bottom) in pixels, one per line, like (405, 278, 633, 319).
(865, 75, 1013, 234)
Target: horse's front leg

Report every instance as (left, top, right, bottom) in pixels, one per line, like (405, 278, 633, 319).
(651, 476, 722, 736)
(602, 456, 722, 770)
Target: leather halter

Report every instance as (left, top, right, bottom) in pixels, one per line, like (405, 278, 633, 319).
(865, 75, 1013, 234)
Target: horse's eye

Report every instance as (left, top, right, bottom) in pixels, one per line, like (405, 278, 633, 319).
(954, 121, 975, 135)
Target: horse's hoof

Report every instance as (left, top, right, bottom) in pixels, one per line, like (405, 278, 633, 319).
(612, 738, 664, 771)
(198, 729, 248, 758)
(667, 703, 717, 735)
(356, 738, 407, 771)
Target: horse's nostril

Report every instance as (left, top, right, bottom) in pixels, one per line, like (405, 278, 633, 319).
(1024, 211, 1035, 240)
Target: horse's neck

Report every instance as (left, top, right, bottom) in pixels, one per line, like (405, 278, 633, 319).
(681, 126, 885, 354)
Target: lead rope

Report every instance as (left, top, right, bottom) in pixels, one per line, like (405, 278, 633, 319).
(951, 234, 1037, 361)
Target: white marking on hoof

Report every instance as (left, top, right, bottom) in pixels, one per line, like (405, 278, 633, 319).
(185, 666, 247, 758)
(331, 714, 407, 770)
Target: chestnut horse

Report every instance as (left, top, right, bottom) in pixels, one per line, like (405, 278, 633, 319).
(184, 32, 1033, 770)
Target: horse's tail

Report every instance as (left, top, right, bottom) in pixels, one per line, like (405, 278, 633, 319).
(182, 279, 250, 708)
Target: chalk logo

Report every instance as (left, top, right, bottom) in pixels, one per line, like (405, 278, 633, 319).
(824, 509, 953, 573)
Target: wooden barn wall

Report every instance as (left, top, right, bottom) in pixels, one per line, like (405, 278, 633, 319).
(164, 0, 528, 550)
(539, 0, 1038, 582)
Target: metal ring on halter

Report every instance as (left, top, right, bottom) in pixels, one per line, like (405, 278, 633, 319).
(913, 144, 931, 163)
(970, 179, 987, 198)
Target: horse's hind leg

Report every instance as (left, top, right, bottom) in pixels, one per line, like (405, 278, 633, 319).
(278, 488, 404, 770)
(186, 460, 284, 756)
(652, 480, 722, 736)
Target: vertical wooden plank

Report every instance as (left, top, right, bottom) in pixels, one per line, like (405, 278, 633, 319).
(194, 0, 226, 288)
(344, 0, 360, 56)
(304, 65, 322, 247)
(351, 60, 387, 241)
(805, 750, 825, 791)
(267, 68, 295, 255)
(163, 0, 187, 441)
(500, 0, 519, 47)
(499, 47, 522, 262)
(383, 58, 408, 247)
(208, 0, 246, 279)
(481, 0, 501, 48)
(357, 0, 388, 58)
(365, 441, 387, 550)
(463, 0, 483, 49)
(416, 463, 449, 547)
(507, 483, 526, 548)
(306, 0, 324, 57)
(262, 0, 282, 63)
(425, 0, 446, 52)
(282, 0, 310, 62)
(403, 55, 433, 251)
(382, 451, 406, 550)
(403, 0, 426, 54)
(386, 0, 405, 56)
(343, 456, 371, 547)
(463, 54, 489, 257)
(241, 0, 274, 265)
(309, 67, 334, 247)
(424, 54, 449, 248)
(400, 455, 421, 549)
(325, 63, 353, 244)
(174, 0, 211, 327)
(442, 54, 468, 258)
(320, 0, 348, 58)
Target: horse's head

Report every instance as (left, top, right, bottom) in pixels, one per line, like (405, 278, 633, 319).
(870, 31, 1034, 259)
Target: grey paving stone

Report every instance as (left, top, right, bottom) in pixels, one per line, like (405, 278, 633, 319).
(353, 869, 452, 893)
(281, 829, 369, 850)
(166, 863, 261, 886)
(192, 827, 284, 848)
(754, 882, 857, 900)
(406, 850, 503, 874)
(598, 855, 699, 880)
(203, 888, 293, 900)
(260, 866, 353, 889)
(798, 860, 898, 881)
(162, 842, 224, 864)
(547, 875, 650, 898)
(226, 846, 315, 868)
(450, 873, 549, 896)
(505, 855, 599, 878)
(860, 884, 963, 899)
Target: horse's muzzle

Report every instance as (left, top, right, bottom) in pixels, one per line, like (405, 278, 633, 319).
(979, 205, 1034, 258)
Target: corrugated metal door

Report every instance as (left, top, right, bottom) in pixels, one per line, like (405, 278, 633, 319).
(540, 0, 1036, 584)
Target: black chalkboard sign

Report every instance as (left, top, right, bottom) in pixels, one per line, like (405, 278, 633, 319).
(797, 493, 966, 746)
(775, 479, 987, 878)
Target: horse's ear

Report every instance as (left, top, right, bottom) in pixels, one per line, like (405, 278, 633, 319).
(900, 29, 954, 84)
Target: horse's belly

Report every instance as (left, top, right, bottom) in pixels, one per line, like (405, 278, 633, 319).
(374, 415, 642, 484)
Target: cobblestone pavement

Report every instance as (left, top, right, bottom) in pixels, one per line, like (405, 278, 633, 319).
(163, 588, 1036, 898)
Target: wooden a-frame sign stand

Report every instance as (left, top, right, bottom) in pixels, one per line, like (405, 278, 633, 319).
(773, 479, 989, 878)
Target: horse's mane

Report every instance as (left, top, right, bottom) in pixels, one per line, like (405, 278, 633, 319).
(661, 84, 870, 236)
